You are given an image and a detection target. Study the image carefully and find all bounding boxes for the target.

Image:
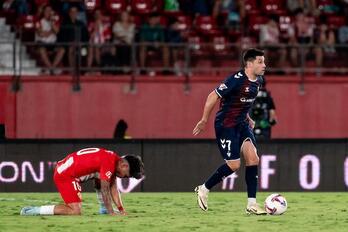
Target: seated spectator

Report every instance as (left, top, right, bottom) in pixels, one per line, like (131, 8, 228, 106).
(291, 8, 323, 67)
(259, 15, 287, 70)
(166, 17, 186, 75)
(213, 0, 245, 29)
(57, 6, 89, 73)
(287, 0, 318, 16)
(60, 0, 88, 25)
(139, 13, 170, 74)
(314, 15, 337, 56)
(87, 9, 111, 73)
(112, 11, 135, 69)
(35, 5, 65, 74)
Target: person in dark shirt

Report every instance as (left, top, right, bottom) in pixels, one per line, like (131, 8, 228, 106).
(193, 48, 267, 215)
(57, 6, 89, 72)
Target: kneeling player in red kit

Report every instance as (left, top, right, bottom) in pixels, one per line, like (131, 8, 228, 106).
(20, 147, 144, 216)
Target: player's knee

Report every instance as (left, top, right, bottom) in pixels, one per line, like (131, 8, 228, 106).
(247, 156, 259, 166)
(68, 204, 82, 215)
(226, 160, 240, 171)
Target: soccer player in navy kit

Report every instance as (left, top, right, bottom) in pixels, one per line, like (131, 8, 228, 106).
(193, 48, 267, 215)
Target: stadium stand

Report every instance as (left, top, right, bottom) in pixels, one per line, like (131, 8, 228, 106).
(0, 0, 347, 75)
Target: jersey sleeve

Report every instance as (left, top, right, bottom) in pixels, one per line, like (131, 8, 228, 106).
(214, 75, 238, 98)
(99, 152, 116, 182)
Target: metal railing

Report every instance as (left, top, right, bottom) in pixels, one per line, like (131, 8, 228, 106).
(1, 38, 348, 91)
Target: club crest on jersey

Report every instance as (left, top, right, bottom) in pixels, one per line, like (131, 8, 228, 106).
(105, 171, 112, 179)
(218, 83, 228, 91)
(234, 72, 243, 79)
(245, 87, 250, 92)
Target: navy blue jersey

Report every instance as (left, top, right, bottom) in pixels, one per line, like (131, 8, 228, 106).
(214, 70, 263, 128)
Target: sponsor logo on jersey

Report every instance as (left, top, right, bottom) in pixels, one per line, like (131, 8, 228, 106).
(240, 97, 255, 103)
(218, 83, 228, 91)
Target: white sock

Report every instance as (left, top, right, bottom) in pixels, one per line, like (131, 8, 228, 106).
(39, 205, 55, 215)
(247, 198, 256, 207)
(202, 184, 210, 192)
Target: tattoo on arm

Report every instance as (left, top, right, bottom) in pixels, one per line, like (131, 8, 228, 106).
(100, 180, 113, 214)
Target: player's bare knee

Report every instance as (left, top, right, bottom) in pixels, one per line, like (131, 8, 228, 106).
(226, 160, 240, 171)
(247, 156, 259, 166)
(68, 203, 82, 215)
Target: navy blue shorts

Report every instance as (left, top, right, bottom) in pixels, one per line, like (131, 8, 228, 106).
(215, 123, 257, 160)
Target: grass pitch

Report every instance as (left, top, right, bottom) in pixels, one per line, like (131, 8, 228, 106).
(0, 192, 347, 232)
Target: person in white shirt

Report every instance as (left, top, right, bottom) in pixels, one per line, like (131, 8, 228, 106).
(35, 5, 65, 74)
(112, 11, 135, 69)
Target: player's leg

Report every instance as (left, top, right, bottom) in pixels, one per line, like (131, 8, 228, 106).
(20, 178, 83, 216)
(240, 134, 266, 215)
(195, 127, 240, 211)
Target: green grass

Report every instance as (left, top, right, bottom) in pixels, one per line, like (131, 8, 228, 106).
(0, 192, 347, 232)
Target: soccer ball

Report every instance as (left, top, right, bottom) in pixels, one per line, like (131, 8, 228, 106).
(264, 193, 287, 215)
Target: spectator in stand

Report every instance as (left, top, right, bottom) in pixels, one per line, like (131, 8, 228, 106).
(35, 5, 65, 74)
(291, 8, 323, 67)
(287, 0, 318, 16)
(212, 0, 245, 29)
(180, 0, 212, 17)
(57, 6, 89, 73)
(87, 9, 111, 74)
(2, 0, 29, 15)
(314, 15, 337, 56)
(112, 11, 135, 70)
(139, 13, 170, 74)
(166, 17, 186, 76)
(259, 15, 286, 70)
(60, 0, 87, 25)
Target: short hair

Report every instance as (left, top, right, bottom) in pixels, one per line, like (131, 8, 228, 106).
(242, 48, 264, 66)
(124, 155, 144, 179)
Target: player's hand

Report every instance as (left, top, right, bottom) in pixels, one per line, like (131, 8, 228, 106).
(193, 120, 207, 136)
(248, 118, 255, 129)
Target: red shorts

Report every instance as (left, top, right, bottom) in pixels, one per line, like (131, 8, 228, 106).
(53, 169, 82, 204)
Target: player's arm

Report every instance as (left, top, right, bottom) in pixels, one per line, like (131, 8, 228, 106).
(110, 180, 127, 215)
(100, 180, 116, 215)
(193, 90, 220, 136)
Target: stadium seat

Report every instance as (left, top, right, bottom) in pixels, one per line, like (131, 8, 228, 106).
(261, 0, 287, 15)
(247, 15, 268, 36)
(105, 0, 127, 14)
(195, 15, 221, 36)
(35, 0, 50, 6)
(279, 15, 292, 41)
(211, 35, 228, 55)
(244, 0, 260, 15)
(85, 0, 101, 12)
(130, 0, 153, 14)
(327, 15, 346, 29)
(176, 15, 192, 31)
(17, 15, 37, 41)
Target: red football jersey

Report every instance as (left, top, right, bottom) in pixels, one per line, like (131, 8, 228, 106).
(55, 148, 121, 182)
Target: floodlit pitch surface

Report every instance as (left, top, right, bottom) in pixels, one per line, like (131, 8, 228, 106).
(0, 192, 347, 232)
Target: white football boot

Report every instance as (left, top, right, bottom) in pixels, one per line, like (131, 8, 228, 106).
(20, 206, 40, 216)
(194, 185, 209, 211)
(245, 203, 267, 215)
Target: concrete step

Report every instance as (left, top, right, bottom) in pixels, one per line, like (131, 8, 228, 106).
(0, 68, 41, 75)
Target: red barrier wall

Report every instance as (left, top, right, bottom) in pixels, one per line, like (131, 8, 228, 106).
(2, 75, 348, 138)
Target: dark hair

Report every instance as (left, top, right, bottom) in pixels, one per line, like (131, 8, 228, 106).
(124, 155, 144, 179)
(242, 48, 264, 66)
